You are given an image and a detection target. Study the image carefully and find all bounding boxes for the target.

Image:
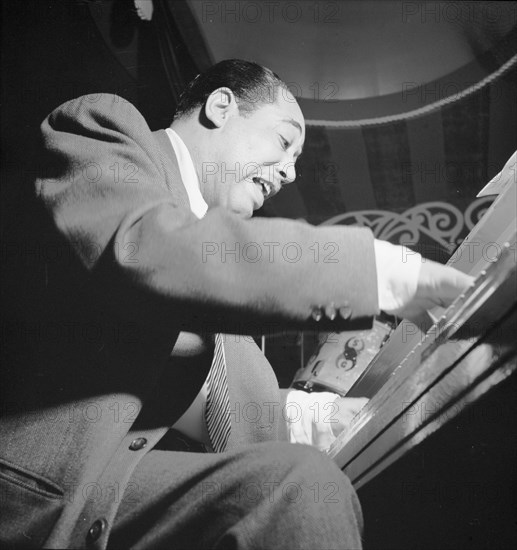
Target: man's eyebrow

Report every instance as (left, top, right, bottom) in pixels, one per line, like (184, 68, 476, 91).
(282, 117, 303, 135)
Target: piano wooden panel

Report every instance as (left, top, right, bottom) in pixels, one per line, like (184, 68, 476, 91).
(328, 262, 516, 487)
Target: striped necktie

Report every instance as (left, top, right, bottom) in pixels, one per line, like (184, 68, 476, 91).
(205, 333, 231, 453)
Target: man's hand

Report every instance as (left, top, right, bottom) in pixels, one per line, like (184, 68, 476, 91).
(330, 397, 369, 438)
(385, 260, 474, 323)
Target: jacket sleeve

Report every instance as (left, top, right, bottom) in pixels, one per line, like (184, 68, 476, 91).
(35, 94, 379, 335)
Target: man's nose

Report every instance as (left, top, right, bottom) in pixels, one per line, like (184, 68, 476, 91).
(278, 162, 296, 185)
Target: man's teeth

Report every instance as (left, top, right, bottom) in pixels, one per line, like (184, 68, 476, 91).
(254, 178, 271, 197)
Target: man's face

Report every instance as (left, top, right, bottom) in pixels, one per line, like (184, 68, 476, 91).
(202, 89, 305, 218)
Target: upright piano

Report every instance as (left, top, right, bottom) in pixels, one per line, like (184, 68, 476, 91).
(328, 154, 517, 490)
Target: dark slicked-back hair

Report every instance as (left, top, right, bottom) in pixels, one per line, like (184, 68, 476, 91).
(174, 59, 288, 120)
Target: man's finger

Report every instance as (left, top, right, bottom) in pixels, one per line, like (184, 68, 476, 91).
(419, 261, 474, 306)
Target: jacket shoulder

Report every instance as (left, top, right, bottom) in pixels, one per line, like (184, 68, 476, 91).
(45, 94, 149, 136)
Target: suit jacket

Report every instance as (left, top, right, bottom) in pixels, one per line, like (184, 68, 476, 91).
(0, 94, 378, 548)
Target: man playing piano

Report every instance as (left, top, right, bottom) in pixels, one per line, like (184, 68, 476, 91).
(0, 59, 472, 549)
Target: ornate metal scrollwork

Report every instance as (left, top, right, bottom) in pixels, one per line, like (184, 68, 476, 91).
(321, 198, 495, 255)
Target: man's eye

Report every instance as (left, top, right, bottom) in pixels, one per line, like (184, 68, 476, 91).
(279, 136, 289, 150)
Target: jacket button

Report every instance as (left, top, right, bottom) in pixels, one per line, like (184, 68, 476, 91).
(129, 437, 148, 451)
(87, 518, 107, 543)
(339, 306, 352, 320)
(311, 306, 323, 321)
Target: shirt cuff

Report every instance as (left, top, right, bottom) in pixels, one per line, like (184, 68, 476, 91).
(374, 239, 422, 312)
(284, 389, 340, 451)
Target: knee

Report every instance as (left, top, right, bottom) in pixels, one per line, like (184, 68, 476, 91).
(266, 442, 363, 531)
(234, 441, 363, 537)
(239, 441, 353, 491)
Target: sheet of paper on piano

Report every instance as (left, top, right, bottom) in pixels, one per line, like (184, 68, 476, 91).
(327, 152, 517, 488)
(476, 151, 516, 197)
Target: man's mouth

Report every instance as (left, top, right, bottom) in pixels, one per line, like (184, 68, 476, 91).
(253, 177, 274, 199)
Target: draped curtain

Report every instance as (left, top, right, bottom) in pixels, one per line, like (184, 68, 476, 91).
(152, 0, 213, 103)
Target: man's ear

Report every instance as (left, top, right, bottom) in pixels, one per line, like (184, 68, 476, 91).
(205, 87, 239, 128)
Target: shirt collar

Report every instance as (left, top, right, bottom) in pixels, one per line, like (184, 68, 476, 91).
(165, 128, 208, 219)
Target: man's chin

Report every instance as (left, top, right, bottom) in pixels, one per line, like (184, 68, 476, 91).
(229, 202, 254, 219)
(236, 208, 253, 219)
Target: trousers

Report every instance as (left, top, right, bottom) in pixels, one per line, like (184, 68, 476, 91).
(107, 441, 363, 550)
